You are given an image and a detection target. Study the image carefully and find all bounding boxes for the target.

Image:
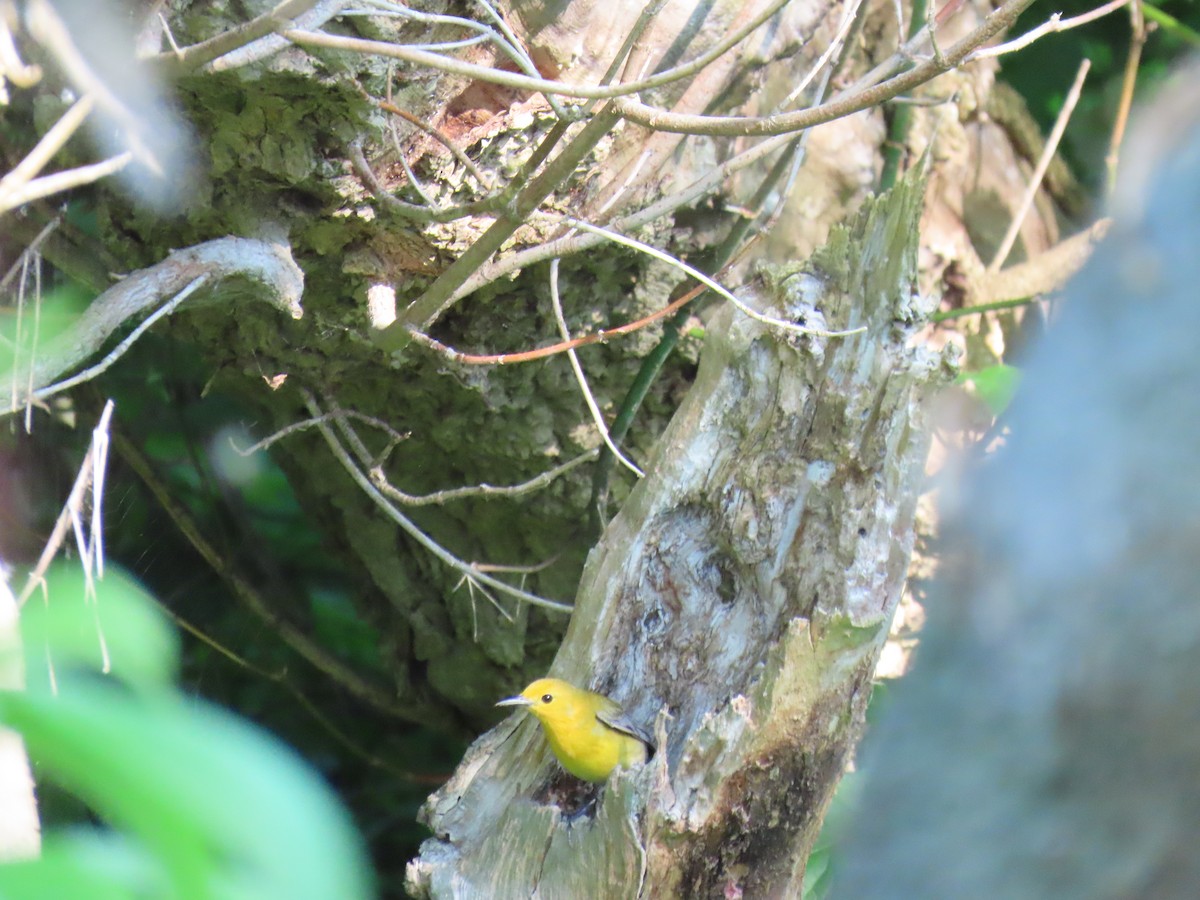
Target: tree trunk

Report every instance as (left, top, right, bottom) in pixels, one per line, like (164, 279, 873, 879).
(835, 70, 1200, 900)
(408, 170, 944, 896)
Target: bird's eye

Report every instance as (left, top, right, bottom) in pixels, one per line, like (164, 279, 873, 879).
(541, 694, 553, 704)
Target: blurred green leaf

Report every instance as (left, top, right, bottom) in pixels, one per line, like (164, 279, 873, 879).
(20, 564, 178, 693)
(0, 679, 374, 900)
(3, 563, 374, 898)
(956, 364, 1022, 416)
(1144, 3, 1200, 48)
(0, 831, 171, 899)
(0, 287, 90, 377)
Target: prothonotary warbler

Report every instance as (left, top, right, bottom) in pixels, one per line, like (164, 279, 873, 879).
(496, 678, 653, 783)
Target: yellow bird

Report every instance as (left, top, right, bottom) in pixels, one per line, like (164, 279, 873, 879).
(496, 678, 653, 783)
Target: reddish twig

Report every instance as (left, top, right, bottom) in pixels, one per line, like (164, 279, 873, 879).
(408, 281, 707, 366)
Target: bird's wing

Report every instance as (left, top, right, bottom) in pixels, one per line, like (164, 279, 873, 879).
(595, 705, 655, 752)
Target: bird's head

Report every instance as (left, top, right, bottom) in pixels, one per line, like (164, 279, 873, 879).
(496, 677, 581, 728)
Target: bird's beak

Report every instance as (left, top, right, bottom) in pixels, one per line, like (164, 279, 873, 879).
(496, 695, 534, 708)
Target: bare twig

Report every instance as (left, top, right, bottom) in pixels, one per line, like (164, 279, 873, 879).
(374, 98, 491, 190)
(149, 0, 324, 71)
(0, 10, 42, 93)
(0, 95, 96, 214)
(968, 0, 1130, 60)
(235, 409, 409, 458)
(780, 0, 865, 109)
(561, 217, 864, 338)
(1106, 0, 1146, 194)
(0, 215, 60, 296)
(549, 258, 643, 478)
(586, 0, 779, 219)
(442, 130, 797, 302)
(198, 0, 348, 73)
(346, 138, 497, 222)
(609, 0, 1037, 136)
(304, 391, 573, 613)
(165, 604, 437, 780)
(972, 219, 1111, 306)
(990, 59, 1090, 272)
(17, 400, 116, 608)
(0, 153, 131, 215)
(407, 280, 708, 366)
(23, 1, 164, 175)
(284, 0, 791, 103)
(33, 276, 209, 404)
(382, 103, 623, 339)
(371, 450, 598, 506)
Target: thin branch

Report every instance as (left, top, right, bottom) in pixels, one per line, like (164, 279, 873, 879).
(585, 0, 782, 219)
(0, 236, 304, 415)
(560, 217, 864, 338)
(33, 276, 209, 403)
(442, 129, 801, 303)
(471, 557, 559, 575)
(0, 214, 61, 296)
(17, 400, 115, 608)
(780, 0, 865, 110)
(198, 0, 349, 73)
(990, 58, 1090, 272)
(149, 0, 324, 72)
(972, 219, 1111, 306)
(165, 604, 438, 781)
(346, 138, 499, 222)
(602, 0, 670, 85)
(304, 391, 573, 614)
(467, 0, 570, 120)
(968, 0, 1131, 61)
(235, 410, 408, 458)
(374, 97, 491, 190)
(931, 296, 1039, 322)
(370, 450, 598, 506)
(23, 0, 163, 175)
(0, 12, 42, 90)
(284, 0, 792, 103)
(0, 95, 96, 214)
(382, 103, 623, 340)
(549, 258, 643, 478)
(407, 280, 708, 366)
(0, 93, 92, 187)
(0, 154, 132, 215)
(608, 0, 1037, 136)
(1105, 0, 1146, 194)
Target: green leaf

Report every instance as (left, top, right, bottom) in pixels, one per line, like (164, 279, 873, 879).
(19, 564, 178, 692)
(0, 831, 172, 899)
(0, 679, 374, 900)
(955, 364, 1022, 416)
(1144, 3, 1200, 48)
